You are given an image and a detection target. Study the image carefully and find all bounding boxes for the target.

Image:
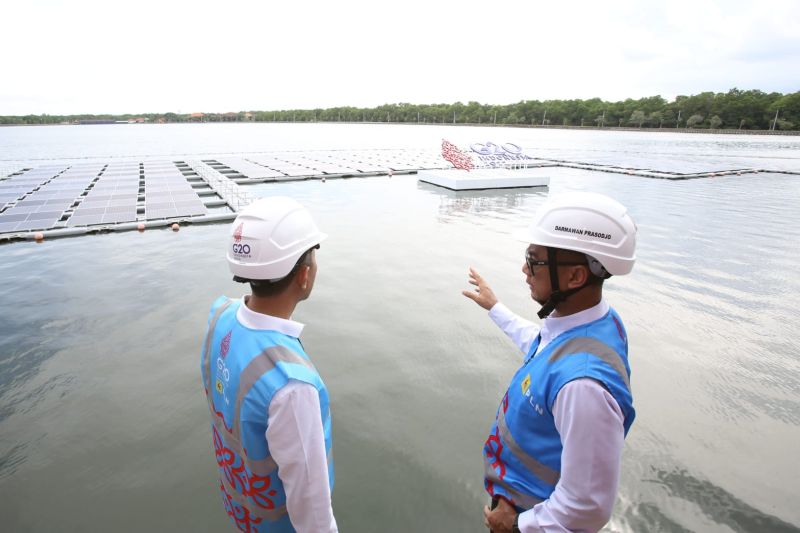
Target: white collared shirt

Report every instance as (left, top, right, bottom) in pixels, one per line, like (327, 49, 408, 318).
(236, 297, 338, 533)
(488, 300, 625, 533)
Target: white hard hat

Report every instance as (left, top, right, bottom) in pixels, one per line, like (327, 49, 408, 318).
(227, 196, 327, 281)
(516, 192, 637, 276)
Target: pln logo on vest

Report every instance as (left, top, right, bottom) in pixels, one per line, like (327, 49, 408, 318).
(528, 395, 545, 416)
(521, 374, 531, 397)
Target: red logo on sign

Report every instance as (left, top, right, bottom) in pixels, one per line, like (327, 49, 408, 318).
(221, 331, 232, 359)
(441, 139, 475, 171)
(233, 223, 243, 243)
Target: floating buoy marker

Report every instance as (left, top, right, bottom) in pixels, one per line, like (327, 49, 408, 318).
(171, 223, 180, 232)
(137, 223, 145, 232)
(34, 232, 44, 242)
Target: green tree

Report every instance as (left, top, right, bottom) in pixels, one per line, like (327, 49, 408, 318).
(686, 114, 704, 128)
(629, 110, 646, 127)
(648, 111, 663, 127)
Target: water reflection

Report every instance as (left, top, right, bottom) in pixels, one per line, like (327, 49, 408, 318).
(644, 467, 800, 533)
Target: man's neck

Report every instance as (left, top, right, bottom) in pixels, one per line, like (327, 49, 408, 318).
(245, 294, 298, 320)
(552, 290, 602, 317)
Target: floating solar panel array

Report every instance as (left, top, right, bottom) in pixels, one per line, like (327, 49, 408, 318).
(211, 158, 286, 181)
(0, 164, 100, 233)
(67, 162, 141, 226)
(250, 155, 319, 178)
(144, 161, 207, 219)
(290, 154, 361, 175)
(204, 149, 450, 184)
(0, 165, 67, 211)
(3, 149, 770, 244)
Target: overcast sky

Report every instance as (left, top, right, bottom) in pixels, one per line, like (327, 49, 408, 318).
(2, 0, 798, 115)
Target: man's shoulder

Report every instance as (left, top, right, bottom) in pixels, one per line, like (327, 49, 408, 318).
(210, 295, 233, 310)
(207, 295, 238, 326)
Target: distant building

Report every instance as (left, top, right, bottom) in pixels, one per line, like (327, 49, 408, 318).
(189, 112, 204, 122)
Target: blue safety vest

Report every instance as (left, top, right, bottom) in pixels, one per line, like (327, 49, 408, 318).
(201, 296, 333, 533)
(483, 308, 635, 509)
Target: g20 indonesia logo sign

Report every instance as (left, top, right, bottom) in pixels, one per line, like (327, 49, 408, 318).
(469, 142, 522, 156)
(470, 142, 533, 167)
(441, 140, 535, 170)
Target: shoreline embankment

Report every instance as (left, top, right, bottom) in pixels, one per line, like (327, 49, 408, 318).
(0, 121, 797, 136)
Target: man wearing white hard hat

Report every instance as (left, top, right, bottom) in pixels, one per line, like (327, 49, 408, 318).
(201, 196, 337, 533)
(463, 192, 637, 533)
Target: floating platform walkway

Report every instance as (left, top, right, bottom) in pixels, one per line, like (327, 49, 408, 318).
(0, 160, 247, 243)
(1, 148, 796, 243)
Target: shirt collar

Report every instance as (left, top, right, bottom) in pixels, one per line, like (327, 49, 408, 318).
(235, 296, 305, 337)
(540, 298, 609, 348)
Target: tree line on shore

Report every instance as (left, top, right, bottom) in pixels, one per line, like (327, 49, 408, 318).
(2, 88, 798, 130)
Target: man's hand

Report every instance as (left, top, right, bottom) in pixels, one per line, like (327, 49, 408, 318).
(483, 498, 517, 532)
(462, 267, 498, 310)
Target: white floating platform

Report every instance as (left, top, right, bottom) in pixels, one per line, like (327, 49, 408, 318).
(417, 168, 549, 191)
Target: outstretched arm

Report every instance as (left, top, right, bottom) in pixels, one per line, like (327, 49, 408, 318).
(463, 267, 540, 354)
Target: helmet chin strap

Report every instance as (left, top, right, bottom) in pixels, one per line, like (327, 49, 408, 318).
(536, 247, 589, 319)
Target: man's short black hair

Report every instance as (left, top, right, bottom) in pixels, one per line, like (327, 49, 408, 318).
(235, 245, 318, 297)
(553, 247, 605, 286)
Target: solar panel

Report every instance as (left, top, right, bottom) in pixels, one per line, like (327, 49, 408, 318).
(66, 215, 100, 227)
(0, 222, 20, 233)
(0, 213, 29, 223)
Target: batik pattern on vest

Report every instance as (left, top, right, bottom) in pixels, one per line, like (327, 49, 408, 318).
(202, 296, 334, 533)
(484, 308, 635, 508)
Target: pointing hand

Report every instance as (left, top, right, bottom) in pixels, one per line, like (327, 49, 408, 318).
(462, 267, 498, 310)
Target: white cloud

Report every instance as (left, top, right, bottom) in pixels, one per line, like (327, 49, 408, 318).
(1, 0, 798, 114)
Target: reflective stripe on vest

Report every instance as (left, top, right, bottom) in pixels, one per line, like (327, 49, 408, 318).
(484, 312, 634, 508)
(483, 454, 544, 509)
(203, 298, 334, 531)
(203, 300, 289, 521)
(548, 336, 631, 392)
(495, 404, 560, 486)
(232, 344, 316, 444)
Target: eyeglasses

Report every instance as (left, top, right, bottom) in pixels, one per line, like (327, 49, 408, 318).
(525, 251, 586, 272)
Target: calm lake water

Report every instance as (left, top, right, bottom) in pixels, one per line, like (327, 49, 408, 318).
(1, 124, 799, 532)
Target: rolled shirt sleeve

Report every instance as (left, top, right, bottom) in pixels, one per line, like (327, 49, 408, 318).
(518, 379, 625, 533)
(267, 380, 338, 533)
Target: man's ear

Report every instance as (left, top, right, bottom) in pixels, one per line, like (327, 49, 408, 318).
(295, 265, 311, 290)
(566, 265, 590, 289)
